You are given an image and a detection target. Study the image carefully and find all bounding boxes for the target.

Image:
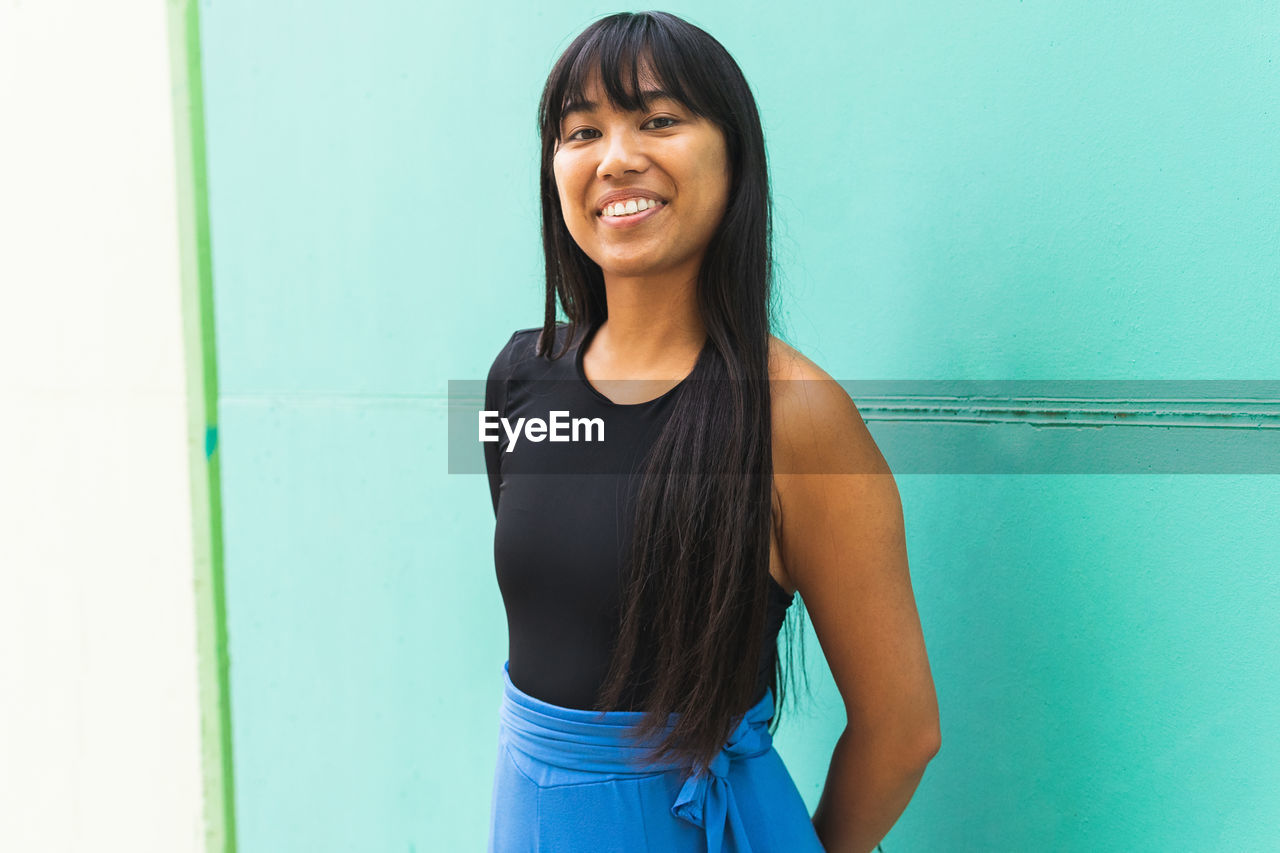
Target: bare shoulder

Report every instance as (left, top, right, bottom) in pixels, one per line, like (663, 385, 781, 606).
(767, 335, 891, 478)
(763, 337, 938, 753)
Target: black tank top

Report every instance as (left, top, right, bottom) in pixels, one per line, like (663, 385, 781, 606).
(483, 320, 794, 712)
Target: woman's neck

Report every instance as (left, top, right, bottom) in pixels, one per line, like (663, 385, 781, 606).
(595, 274, 706, 371)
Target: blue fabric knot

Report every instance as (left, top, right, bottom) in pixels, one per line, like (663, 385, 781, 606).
(669, 690, 776, 853)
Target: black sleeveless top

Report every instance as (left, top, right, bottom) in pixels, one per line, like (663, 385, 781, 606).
(483, 321, 794, 712)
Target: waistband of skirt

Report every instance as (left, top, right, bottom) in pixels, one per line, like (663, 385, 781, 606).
(498, 659, 775, 776)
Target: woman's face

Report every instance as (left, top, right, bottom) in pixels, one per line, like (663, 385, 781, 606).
(552, 65, 731, 283)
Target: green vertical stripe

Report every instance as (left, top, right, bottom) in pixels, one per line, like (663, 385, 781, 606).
(165, 1, 237, 850)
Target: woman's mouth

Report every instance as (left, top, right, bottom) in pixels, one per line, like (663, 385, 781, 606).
(596, 199, 666, 230)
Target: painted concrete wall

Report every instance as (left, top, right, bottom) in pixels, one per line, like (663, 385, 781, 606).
(190, 2, 1278, 852)
(0, 3, 211, 851)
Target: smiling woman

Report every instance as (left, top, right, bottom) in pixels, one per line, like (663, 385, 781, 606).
(483, 11, 939, 853)
(552, 69, 731, 281)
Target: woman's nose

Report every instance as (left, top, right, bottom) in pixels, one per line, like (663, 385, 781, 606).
(597, 130, 648, 179)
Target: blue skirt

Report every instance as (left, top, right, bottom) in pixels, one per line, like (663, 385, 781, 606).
(489, 660, 825, 852)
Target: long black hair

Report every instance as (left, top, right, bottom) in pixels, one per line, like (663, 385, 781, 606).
(535, 10, 807, 772)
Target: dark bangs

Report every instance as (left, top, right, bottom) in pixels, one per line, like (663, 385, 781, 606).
(538, 12, 739, 162)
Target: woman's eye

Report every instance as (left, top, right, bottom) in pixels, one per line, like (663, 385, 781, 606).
(565, 117, 677, 141)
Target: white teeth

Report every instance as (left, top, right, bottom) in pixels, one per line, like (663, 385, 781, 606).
(601, 197, 663, 217)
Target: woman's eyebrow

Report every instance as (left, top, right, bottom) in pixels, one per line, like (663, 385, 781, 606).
(561, 89, 677, 122)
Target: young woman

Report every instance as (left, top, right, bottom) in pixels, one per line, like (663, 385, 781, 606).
(483, 11, 940, 852)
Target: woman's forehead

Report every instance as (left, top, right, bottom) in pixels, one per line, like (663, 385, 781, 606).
(572, 48, 665, 95)
(562, 64, 673, 118)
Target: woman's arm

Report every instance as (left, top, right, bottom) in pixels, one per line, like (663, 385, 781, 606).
(771, 352, 941, 853)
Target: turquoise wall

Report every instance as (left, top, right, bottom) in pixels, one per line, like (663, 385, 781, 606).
(196, 1, 1280, 849)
